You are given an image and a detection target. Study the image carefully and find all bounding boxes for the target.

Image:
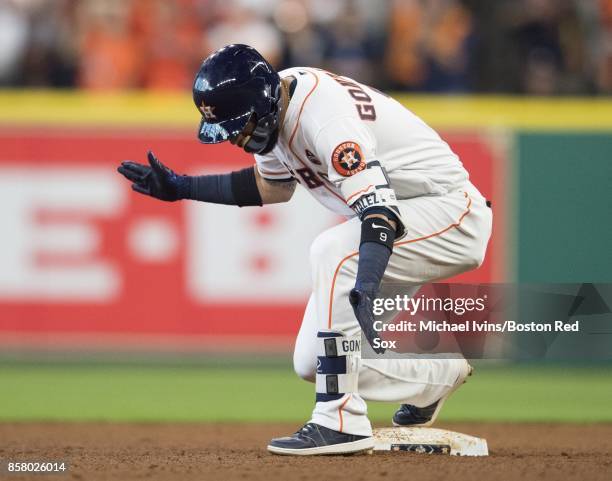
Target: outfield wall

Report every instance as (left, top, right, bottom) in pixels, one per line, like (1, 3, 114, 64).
(0, 93, 610, 353)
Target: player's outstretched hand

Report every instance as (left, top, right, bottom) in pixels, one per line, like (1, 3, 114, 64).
(117, 151, 187, 201)
(349, 287, 386, 354)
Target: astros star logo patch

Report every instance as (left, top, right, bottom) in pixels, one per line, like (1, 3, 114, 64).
(332, 141, 365, 176)
(199, 100, 217, 121)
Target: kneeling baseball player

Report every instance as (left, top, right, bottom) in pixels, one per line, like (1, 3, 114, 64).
(117, 44, 492, 456)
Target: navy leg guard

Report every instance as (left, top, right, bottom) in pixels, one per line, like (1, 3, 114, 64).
(315, 330, 361, 403)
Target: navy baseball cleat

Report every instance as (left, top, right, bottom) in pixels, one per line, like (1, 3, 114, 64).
(392, 400, 441, 427)
(267, 423, 374, 455)
(393, 361, 473, 427)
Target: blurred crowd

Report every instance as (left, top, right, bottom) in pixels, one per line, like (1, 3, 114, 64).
(1, 0, 612, 94)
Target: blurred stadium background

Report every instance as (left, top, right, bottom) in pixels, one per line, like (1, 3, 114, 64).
(0, 0, 610, 424)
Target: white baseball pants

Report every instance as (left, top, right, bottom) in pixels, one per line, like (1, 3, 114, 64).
(293, 182, 493, 436)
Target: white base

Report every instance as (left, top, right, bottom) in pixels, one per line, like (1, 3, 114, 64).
(373, 427, 488, 456)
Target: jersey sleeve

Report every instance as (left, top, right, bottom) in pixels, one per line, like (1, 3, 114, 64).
(254, 152, 293, 181)
(314, 116, 404, 231)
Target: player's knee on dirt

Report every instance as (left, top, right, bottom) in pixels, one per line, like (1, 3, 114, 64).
(316, 330, 360, 402)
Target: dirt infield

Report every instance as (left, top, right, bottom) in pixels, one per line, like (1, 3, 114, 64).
(1, 422, 611, 481)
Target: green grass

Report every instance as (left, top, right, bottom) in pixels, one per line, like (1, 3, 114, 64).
(1, 363, 610, 423)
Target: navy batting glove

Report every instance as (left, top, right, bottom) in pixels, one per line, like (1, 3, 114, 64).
(349, 283, 386, 355)
(117, 151, 190, 202)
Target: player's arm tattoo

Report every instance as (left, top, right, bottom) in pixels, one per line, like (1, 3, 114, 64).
(254, 168, 297, 204)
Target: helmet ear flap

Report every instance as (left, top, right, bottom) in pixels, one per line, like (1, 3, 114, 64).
(242, 84, 282, 154)
(243, 109, 280, 154)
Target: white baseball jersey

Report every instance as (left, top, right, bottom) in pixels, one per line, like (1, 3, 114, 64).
(255, 67, 470, 229)
(254, 68, 492, 438)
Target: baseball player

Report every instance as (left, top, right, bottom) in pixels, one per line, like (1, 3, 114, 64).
(117, 44, 492, 455)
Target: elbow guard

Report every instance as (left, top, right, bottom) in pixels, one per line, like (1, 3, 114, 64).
(340, 162, 405, 237)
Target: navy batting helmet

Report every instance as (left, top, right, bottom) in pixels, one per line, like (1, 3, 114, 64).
(192, 44, 282, 154)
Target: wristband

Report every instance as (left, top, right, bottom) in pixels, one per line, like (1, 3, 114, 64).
(360, 216, 395, 252)
(361, 206, 405, 238)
